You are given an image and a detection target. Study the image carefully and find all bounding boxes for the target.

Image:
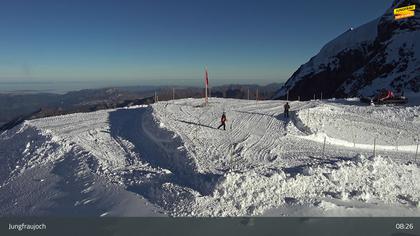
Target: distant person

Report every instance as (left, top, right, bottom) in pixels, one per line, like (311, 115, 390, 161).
(396, 87, 404, 97)
(217, 112, 227, 130)
(284, 102, 290, 118)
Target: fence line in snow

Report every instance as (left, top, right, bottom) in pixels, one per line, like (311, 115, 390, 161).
(318, 135, 419, 165)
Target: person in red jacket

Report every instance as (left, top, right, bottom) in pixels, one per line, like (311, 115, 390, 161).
(217, 112, 227, 130)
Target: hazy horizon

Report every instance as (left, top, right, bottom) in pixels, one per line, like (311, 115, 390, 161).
(0, 0, 391, 88)
(0, 78, 284, 94)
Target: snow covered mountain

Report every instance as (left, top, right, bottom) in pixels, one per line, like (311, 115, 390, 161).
(274, 0, 420, 100)
(1, 98, 419, 216)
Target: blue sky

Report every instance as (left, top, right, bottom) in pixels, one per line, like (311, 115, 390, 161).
(0, 0, 391, 86)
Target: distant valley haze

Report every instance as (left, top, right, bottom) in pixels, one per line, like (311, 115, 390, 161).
(0, 77, 282, 94)
(0, 0, 390, 93)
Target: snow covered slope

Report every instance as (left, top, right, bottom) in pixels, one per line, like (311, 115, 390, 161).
(1, 98, 419, 216)
(274, 0, 420, 100)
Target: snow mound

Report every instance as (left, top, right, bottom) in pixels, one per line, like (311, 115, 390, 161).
(194, 154, 420, 216)
(1, 98, 419, 216)
(0, 122, 64, 186)
(297, 103, 420, 148)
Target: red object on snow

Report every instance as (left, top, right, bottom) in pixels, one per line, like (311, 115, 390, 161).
(221, 114, 226, 123)
(380, 90, 394, 101)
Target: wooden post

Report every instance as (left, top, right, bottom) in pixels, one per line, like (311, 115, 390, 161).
(204, 66, 208, 106)
(374, 138, 377, 156)
(320, 92, 323, 100)
(298, 96, 300, 101)
(313, 94, 316, 100)
(172, 88, 175, 100)
(307, 109, 310, 121)
(247, 88, 250, 100)
(154, 91, 157, 103)
(353, 134, 356, 147)
(256, 88, 259, 102)
(205, 87, 208, 106)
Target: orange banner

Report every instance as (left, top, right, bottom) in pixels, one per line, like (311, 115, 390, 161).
(395, 11, 415, 20)
(394, 4, 416, 20)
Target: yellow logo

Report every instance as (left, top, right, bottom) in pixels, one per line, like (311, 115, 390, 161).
(394, 5, 416, 20)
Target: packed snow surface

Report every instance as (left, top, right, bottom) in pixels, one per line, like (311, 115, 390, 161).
(0, 98, 419, 216)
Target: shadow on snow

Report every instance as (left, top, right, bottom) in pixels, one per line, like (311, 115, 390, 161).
(108, 107, 222, 205)
(174, 119, 218, 130)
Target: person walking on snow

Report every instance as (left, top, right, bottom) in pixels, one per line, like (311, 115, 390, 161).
(284, 102, 290, 119)
(217, 112, 227, 130)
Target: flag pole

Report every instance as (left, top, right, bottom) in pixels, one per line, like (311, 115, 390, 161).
(205, 66, 208, 106)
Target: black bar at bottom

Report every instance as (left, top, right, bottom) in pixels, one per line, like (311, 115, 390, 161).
(1, 217, 419, 236)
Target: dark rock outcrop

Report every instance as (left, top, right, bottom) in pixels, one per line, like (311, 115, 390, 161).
(274, 0, 420, 100)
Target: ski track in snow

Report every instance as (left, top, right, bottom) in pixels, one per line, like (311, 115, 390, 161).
(0, 98, 419, 216)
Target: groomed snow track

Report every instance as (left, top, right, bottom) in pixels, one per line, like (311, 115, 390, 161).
(0, 98, 419, 216)
(107, 107, 222, 212)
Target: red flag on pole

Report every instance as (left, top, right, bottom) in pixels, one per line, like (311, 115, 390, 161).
(204, 66, 208, 105)
(205, 67, 209, 86)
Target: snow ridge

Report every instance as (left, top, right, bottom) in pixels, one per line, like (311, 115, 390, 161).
(1, 98, 419, 216)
